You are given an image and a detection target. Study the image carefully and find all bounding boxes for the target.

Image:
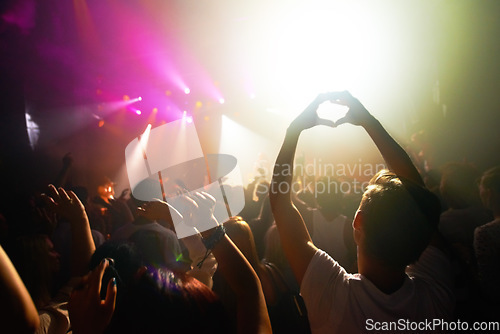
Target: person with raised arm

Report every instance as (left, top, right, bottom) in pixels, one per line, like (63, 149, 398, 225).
(269, 91, 454, 333)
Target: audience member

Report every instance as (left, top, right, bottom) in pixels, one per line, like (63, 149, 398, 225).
(269, 91, 453, 333)
(248, 195, 274, 259)
(438, 162, 492, 318)
(474, 166, 500, 319)
(92, 177, 134, 236)
(5, 185, 95, 334)
(309, 176, 356, 271)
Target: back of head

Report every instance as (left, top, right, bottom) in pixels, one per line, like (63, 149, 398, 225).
(91, 242, 229, 333)
(481, 166, 500, 194)
(315, 176, 343, 217)
(480, 166, 500, 210)
(359, 170, 440, 268)
(105, 267, 229, 334)
(440, 162, 481, 209)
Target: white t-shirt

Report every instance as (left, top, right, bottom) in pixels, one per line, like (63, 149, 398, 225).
(311, 211, 350, 266)
(301, 246, 454, 333)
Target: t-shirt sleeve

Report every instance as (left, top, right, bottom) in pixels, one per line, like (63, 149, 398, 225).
(406, 246, 452, 288)
(300, 249, 349, 331)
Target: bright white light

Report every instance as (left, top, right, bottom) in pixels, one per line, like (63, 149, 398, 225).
(136, 110, 142, 115)
(219, 98, 225, 104)
(252, 1, 394, 114)
(138, 96, 143, 101)
(186, 116, 193, 123)
(25, 112, 40, 150)
(184, 88, 191, 95)
(139, 123, 152, 149)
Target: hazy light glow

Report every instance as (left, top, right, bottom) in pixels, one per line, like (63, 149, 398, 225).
(140, 123, 152, 150)
(259, 2, 392, 111)
(219, 115, 275, 182)
(184, 87, 191, 94)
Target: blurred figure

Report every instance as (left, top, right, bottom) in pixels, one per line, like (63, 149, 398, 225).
(310, 176, 356, 271)
(92, 177, 133, 236)
(438, 162, 492, 319)
(248, 195, 274, 259)
(474, 166, 500, 319)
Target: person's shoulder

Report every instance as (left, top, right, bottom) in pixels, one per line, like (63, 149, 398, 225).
(406, 246, 452, 282)
(475, 218, 500, 236)
(306, 248, 346, 275)
(110, 222, 136, 240)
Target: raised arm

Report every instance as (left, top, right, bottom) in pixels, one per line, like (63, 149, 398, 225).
(53, 153, 73, 188)
(0, 244, 40, 333)
(42, 185, 95, 276)
(204, 228, 272, 334)
(332, 91, 424, 186)
(269, 94, 335, 286)
(140, 195, 272, 334)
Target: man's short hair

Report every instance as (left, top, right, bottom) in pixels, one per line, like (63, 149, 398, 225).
(359, 170, 440, 268)
(481, 166, 500, 194)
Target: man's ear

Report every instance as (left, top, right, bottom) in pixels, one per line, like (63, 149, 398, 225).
(353, 210, 363, 231)
(353, 210, 363, 245)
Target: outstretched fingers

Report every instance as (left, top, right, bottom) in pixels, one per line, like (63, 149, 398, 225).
(103, 276, 117, 321)
(89, 258, 109, 302)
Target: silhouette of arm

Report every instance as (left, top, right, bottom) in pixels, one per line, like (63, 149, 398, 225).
(0, 244, 40, 333)
(269, 94, 334, 286)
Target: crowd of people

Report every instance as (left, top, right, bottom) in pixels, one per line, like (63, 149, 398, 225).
(0, 91, 499, 333)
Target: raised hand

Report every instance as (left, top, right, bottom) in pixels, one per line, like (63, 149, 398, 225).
(169, 192, 218, 228)
(41, 184, 86, 222)
(328, 91, 375, 127)
(189, 192, 218, 227)
(68, 258, 117, 334)
(288, 93, 336, 134)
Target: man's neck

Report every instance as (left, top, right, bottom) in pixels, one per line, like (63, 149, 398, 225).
(358, 252, 406, 295)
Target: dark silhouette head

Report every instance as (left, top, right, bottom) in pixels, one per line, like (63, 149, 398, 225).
(357, 170, 440, 268)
